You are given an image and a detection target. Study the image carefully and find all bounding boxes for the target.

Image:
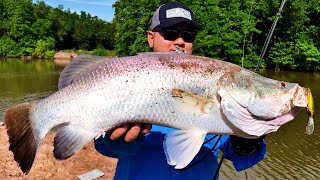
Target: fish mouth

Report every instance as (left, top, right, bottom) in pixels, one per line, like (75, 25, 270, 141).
(292, 86, 308, 107)
(264, 107, 301, 126)
(173, 46, 187, 54)
(218, 88, 302, 137)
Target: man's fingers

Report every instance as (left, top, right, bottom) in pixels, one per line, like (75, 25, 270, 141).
(109, 124, 129, 140)
(109, 123, 152, 142)
(141, 123, 152, 135)
(124, 123, 141, 142)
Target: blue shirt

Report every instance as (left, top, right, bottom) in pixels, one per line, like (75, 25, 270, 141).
(95, 125, 266, 180)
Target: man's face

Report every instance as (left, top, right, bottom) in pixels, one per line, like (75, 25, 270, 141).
(148, 23, 197, 55)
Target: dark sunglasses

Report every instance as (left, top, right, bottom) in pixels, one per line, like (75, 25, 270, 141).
(161, 29, 197, 43)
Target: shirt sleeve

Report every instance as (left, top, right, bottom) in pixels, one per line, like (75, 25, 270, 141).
(94, 126, 173, 158)
(219, 135, 267, 171)
(94, 136, 143, 158)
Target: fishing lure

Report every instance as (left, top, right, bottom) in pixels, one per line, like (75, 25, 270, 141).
(306, 88, 314, 135)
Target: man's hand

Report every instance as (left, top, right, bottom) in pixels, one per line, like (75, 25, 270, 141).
(109, 123, 152, 142)
(230, 135, 265, 155)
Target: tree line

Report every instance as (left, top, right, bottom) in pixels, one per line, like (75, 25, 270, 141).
(0, 0, 115, 58)
(0, 0, 319, 72)
(113, 0, 320, 72)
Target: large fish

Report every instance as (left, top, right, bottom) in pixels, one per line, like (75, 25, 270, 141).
(4, 52, 313, 174)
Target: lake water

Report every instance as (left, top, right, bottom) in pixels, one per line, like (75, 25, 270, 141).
(0, 58, 319, 179)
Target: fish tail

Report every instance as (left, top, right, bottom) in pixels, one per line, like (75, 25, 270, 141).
(4, 101, 41, 174)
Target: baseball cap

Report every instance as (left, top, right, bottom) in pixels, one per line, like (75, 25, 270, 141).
(151, 2, 201, 32)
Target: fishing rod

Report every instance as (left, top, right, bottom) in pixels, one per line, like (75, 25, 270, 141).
(180, 1, 287, 179)
(255, 0, 287, 73)
(239, 0, 287, 179)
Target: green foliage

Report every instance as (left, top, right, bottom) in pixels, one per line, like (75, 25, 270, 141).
(191, 0, 261, 65)
(297, 38, 320, 63)
(113, 0, 262, 64)
(33, 37, 55, 58)
(269, 33, 320, 72)
(294, 34, 320, 72)
(0, 36, 16, 56)
(92, 46, 107, 56)
(1, 0, 320, 72)
(112, 0, 320, 72)
(0, 0, 115, 58)
(44, 50, 55, 58)
(113, 0, 167, 56)
(269, 41, 296, 70)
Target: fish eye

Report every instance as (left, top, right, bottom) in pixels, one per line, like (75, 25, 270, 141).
(280, 82, 286, 87)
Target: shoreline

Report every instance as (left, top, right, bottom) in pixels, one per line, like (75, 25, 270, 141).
(0, 125, 116, 179)
(0, 51, 78, 60)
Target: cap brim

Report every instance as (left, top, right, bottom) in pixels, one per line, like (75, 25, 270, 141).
(153, 18, 202, 31)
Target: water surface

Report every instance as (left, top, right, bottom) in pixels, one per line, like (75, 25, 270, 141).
(0, 58, 65, 119)
(0, 59, 319, 179)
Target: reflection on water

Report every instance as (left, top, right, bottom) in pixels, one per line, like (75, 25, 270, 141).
(0, 59, 319, 179)
(0, 58, 66, 120)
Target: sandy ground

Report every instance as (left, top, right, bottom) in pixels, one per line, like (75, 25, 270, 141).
(0, 125, 117, 180)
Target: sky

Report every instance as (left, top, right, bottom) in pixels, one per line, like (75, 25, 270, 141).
(32, 0, 117, 22)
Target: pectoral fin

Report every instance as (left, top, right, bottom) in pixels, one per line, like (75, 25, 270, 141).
(171, 88, 214, 115)
(53, 125, 94, 160)
(163, 129, 207, 169)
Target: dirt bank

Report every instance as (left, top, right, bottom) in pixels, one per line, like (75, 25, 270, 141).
(53, 51, 78, 59)
(0, 125, 117, 180)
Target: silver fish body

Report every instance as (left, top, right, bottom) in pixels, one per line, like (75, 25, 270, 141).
(4, 52, 309, 173)
(36, 54, 236, 136)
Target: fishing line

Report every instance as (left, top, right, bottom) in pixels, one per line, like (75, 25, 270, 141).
(179, 135, 221, 171)
(176, 135, 226, 179)
(213, 155, 224, 180)
(203, 135, 218, 144)
(255, 0, 287, 73)
(203, 135, 225, 180)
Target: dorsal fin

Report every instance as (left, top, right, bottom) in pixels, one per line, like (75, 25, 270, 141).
(58, 55, 108, 89)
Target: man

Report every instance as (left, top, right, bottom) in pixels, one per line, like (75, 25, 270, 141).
(95, 2, 266, 179)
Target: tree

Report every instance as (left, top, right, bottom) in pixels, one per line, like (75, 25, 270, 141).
(0, 0, 116, 57)
(113, 0, 168, 56)
(267, 0, 320, 72)
(1, 0, 35, 56)
(32, 1, 53, 40)
(33, 37, 55, 58)
(190, 0, 260, 67)
(112, 0, 320, 71)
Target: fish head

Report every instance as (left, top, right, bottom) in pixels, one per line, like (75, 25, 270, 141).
(247, 81, 307, 119)
(217, 70, 308, 137)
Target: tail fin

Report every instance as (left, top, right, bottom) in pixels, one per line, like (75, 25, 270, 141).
(4, 102, 41, 174)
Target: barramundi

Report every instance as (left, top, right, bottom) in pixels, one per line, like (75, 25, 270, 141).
(4, 52, 314, 174)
